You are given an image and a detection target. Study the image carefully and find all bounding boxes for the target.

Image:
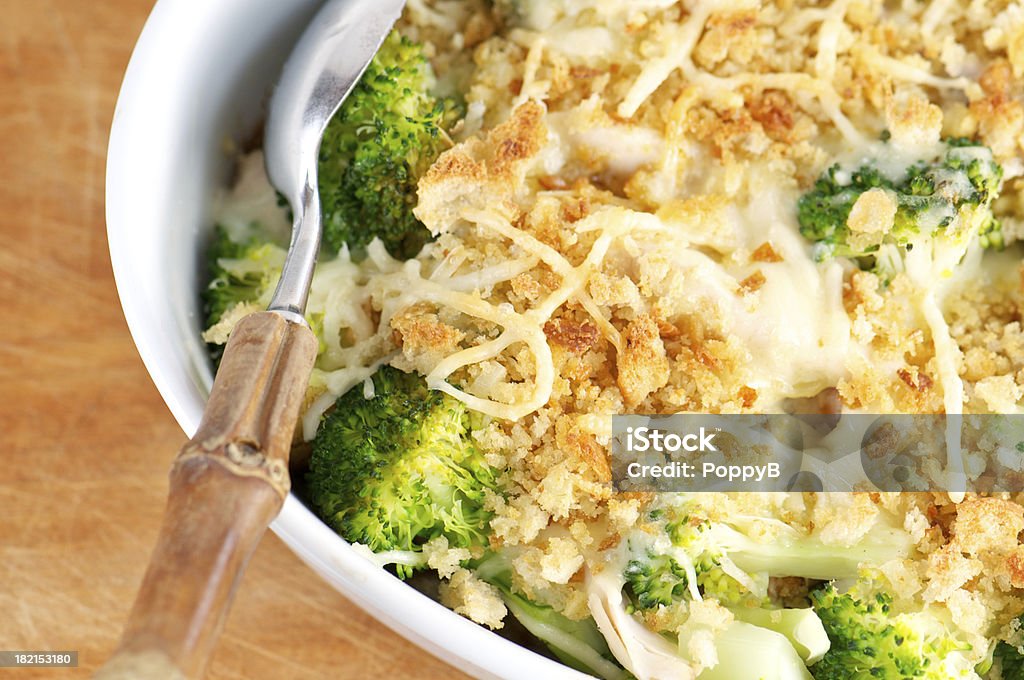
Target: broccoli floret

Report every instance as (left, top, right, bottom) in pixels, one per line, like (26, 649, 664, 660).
(624, 553, 752, 611)
(797, 138, 1004, 279)
(623, 502, 912, 616)
(306, 366, 500, 578)
(810, 583, 974, 679)
(202, 225, 284, 327)
(317, 30, 457, 260)
(624, 514, 754, 611)
(624, 553, 692, 610)
(590, 558, 824, 680)
(992, 644, 1024, 680)
(202, 226, 334, 363)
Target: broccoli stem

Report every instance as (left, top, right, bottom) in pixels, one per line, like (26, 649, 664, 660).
(727, 607, 830, 664)
(474, 553, 629, 680)
(696, 621, 813, 680)
(710, 523, 913, 581)
(503, 590, 630, 680)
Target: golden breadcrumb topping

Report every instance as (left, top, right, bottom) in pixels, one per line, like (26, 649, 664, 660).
(207, 0, 1024, 652)
(385, 0, 1024, 637)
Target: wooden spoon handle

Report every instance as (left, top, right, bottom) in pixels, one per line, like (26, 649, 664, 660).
(96, 312, 318, 680)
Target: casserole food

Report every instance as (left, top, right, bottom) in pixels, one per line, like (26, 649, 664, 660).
(117, 0, 1024, 678)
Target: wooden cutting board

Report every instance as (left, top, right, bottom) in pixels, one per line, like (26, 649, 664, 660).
(0, 2, 470, 678)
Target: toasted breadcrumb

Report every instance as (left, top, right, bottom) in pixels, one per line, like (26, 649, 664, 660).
(952, 497, 1024, 556)
(415, 100, 547, 231)
(885, 89, 943, 151)
(390, 302, 466, 375)
(201, 302, 259, 345)
(440, 568, 507, 629)
(377, 0, 1024, 643)
(617, 314, 670, 407)
(675, 599, 735, 675)
(923, 545, 984, 603)
(488, 490, 551, 546)
(423, 535, 472, 579)
(811, 493, 880, 547)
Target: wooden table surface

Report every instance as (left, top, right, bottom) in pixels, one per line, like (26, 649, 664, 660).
(0, 2, 469, 678)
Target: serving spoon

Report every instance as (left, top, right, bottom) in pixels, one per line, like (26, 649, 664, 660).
(97, 1, 405, 678)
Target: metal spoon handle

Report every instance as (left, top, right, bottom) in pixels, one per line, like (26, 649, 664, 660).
(269, 180, 321, 319)
(95, 312, 318, 680)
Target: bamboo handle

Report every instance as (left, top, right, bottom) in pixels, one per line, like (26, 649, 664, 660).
(96, 312, 318, 680)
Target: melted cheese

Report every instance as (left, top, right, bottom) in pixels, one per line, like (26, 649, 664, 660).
(732, 193, 852, 401)
(545, 106, 664, 179)
(293, 178, 854, 430)
(214, 151, 291, 242)
(858, 46, 970, 91)
(659, 185, 853, 405)
(214, 0, 1019, 463)
(618, 13, 708, 119)
(813, 0, 850, 82)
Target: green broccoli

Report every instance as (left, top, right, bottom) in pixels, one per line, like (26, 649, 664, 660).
(306, 366, 500, 578)
(473, 553, 629, 680)
(624, 553, 693, 610)
(810, 583, 974, 679)
(202, 225, 285, 327)
(317, 30, 457, 260)
(589, 550, 828, 679)
(990, 614, 1024, 679)
(697, 621, 819, 679)
(797, 138, 1004, 280)
(623, 502, 912, 617)
(624, 513, 756, 611)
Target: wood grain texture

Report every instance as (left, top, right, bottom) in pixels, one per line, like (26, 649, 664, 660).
(0, 1, 471, 678)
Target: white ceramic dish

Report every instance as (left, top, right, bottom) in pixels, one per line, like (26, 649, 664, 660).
(105, 1, 586, 678)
